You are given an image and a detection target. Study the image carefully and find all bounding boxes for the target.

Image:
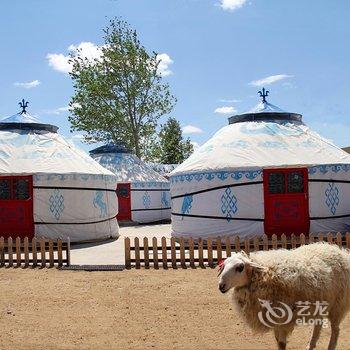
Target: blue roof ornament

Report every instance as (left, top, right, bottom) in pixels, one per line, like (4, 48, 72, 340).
(19, 99, 29, 114)
(258, 88, 269, 103)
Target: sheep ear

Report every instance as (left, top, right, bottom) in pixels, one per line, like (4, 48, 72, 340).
(240, 250, 249, 258)
(249, 261, 267, 271)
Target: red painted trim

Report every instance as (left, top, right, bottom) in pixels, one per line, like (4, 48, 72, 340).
(0, 175, 34, 238)
(263, 168, 309, 236)
(116, 183, 131, 221)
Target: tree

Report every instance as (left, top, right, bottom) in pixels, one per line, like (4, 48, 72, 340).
(157, 117, 194, 164)
(68, 18, 176, 159)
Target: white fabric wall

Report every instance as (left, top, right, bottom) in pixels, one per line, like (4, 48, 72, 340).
(308, 165, 350, 233)
(33, 174, 119, 242)
(130, 182, 171, 223)
(170, 169, 263, 238)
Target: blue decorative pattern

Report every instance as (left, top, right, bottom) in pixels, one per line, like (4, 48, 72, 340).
(49, 189, 65, 220)
(161, 191, 170, 207)
(93, 190, 108, 218)
(181, 194, 193, 215)
(170, 170, 262, 184)
(308, 164, 350, 175)
(221, 188, 238, 222)
(143, 191, 151, 209)
(325, 183, 340, 215)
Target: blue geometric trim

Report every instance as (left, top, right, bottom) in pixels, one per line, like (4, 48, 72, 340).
(221, 188, 238, 222)
(170, 170, 262, 184)
(308, 164, 350, 175)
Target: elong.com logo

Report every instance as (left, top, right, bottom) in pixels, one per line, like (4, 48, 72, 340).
(257, 299, 329, 328)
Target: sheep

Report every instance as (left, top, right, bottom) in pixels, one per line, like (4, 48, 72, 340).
(217, 242, 350, 350)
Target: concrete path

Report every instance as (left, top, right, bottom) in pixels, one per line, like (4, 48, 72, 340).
(70, 224, 171, 265)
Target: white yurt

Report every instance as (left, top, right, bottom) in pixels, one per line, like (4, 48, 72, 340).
(90, 143, 171, 223)
(170, 89, 350, 239)
(0, 100, 119, 242)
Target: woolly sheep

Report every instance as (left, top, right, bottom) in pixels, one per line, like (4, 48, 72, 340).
(218, 242, 350, 350)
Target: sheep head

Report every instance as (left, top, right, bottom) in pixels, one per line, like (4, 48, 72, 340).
(218, 252, 265, 293)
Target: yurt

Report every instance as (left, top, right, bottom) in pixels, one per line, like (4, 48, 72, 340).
(170, 89, 350, 239)
(90, 143, 171, 223)
(0, 100, 118, 242)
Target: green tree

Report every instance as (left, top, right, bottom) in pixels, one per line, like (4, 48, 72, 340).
(157, 117, 194, 164)
(68, 18, 176, 158)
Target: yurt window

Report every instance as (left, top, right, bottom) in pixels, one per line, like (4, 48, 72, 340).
(267, 170, 305, 194)
(0, 177, 31, 200)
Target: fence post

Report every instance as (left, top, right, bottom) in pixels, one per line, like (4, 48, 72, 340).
(49, 240, 54, 267)
(125, 237, 131, 269)
(263, 235, 268, 250)
(170, 237, 177, 269)
(57, 239, 63, 267)
(234, 236, 240, 252)
(244, 238, 250, 254)
(309, 234, 315, 244)
(40, 239, 46, 268)
(216, 237, 222, 263)
(67, 238, 71, 266)
(318, 233, 324, 243)
(225, 237, 232, 257)
(0, 237, 4, 267)
(207, 238, 213, 268)
(16, 237, 21, 267)
(272, 234, 277, 250)
(300, 233, 305, 246)
(327, 232, 333, 244)
(290, 234, 296, 249)
(161, 237, 168, 269)
(253, 236, 259, 252)
(347, 232, 350, 249)
(179, 237, 185, 268)
(152, 237, 159, 269)
(8, 237, 13, 267)
(24, 237, 29, 267)
(198, 238, 204, 267)
(336, 232, 342, 247)
(144, 237, 150, 269)
(134, 237, 140, 269)
(281, 234, 287, 249)
(32, 237, 37, 267)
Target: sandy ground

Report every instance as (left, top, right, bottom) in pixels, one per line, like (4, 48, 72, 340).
(70, 224, 171, 266)
(0, 268, 349, 350)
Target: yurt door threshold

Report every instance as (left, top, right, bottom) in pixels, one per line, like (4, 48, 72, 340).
(117, 183, 131, 221)
(263, 168, 309, 236)
(0, 175, 34, 238)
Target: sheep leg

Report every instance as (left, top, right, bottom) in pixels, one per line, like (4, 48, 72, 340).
(305, 324, 322, 350)
(274, 328, 287, 350)
(327, 321, 340, 350)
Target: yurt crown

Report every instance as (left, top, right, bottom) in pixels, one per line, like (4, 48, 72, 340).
(258, 88, 269, 103)
(19, 99, 29, 114)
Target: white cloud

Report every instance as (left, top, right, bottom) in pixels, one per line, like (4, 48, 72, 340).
(13, 80, 41, 89)
(72, 134, 85, 140)
(220, 0, 247, 11)
(157, 53, 173, 77)
(190, 141, 200, 150)
(249, 74, 293, 87)
(214, 106, 237, 114)
(182, 125, 203, 134)
(44, 103, 80, 115)
(47, 42, 103, 74)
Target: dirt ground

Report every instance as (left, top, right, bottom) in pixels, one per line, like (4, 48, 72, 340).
(0, 268, 349, 350)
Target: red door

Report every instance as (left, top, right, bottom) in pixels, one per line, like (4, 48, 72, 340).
(263, 168, 309, 236)
(0, 175, 34, 239)
(116, 183, 131, 221)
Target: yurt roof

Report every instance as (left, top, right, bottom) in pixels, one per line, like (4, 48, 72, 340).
(0, 101, 115, 176)
(90, 143, 169, 183)
(171, 89, 350, 176)
(0, 100, 58, 133)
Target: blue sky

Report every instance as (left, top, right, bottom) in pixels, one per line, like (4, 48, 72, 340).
(1, 0, 350, 152)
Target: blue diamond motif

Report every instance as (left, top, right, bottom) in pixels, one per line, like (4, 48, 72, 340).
(221, 188, 237, 222)
(325, 183, 339, 215)
(49, 189, 65, 220)
(143, 191, 151, 209)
